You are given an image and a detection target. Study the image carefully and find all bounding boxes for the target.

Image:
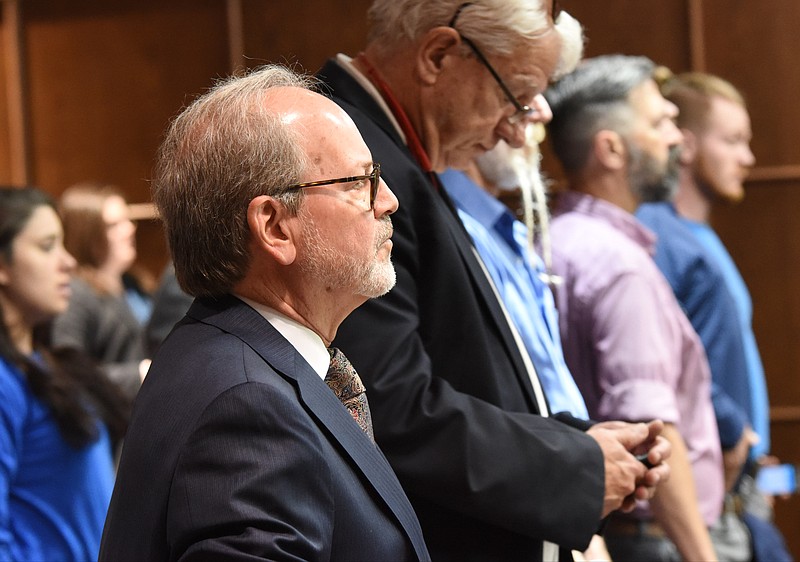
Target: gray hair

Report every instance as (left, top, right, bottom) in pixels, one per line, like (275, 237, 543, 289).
(367, 0, 582, 67)
(545, 54, 656, 172)
(552, 11, 583, 80)
(152, 65, 314, 298)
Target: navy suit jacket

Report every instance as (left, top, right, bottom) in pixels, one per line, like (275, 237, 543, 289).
(319, 59, 605, 561)
(99, 295, 429, 562)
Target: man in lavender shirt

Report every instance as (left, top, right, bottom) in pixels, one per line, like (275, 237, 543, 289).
(545, 55, 724, 562)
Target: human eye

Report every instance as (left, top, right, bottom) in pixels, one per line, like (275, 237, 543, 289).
(339, 177, 364, 194)
(38, 236, 57, 252)
(656, 116, 674, 132)
(719, 133, 742, 146)
(353, 169, 376, 190)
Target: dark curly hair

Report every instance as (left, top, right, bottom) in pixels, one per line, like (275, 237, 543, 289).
(0, 186, 130, 448)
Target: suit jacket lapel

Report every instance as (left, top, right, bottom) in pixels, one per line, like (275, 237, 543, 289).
(319, 59, 411, 158)
(186, 296, 427, 558)
(319, 62, 543, 413)
(435, 188, 546, 413)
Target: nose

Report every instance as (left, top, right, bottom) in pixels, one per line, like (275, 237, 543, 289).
(528, 95, 553, 124)
(668, 124, 684, 147)
(497, 94, 554, 148)
(742, 144, 756, 168)
(374, 178, 399, 216)
(496, 118, 527, 148)
(61, 248, 77, 272)
(124, 217, 137, 236)
(664, 101, 684, 145)
(663, 118, 684, 147)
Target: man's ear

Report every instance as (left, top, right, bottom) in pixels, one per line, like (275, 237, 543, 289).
(246, 196, 297, 266)
(594, 130, 627, 171)
(416, 26, 461, 86)
(678, 127, 697, 165)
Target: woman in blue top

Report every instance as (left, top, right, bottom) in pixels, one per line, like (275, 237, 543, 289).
(0, 187, 129, 561)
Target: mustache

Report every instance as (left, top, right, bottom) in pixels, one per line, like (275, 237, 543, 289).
(376, 216, 393, 246)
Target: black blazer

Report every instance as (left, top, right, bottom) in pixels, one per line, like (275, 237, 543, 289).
(320, 59, 605, 562)
(99, 295, 429, 562)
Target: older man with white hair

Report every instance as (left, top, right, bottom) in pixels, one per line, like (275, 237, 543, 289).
(319, 2, 672, 560)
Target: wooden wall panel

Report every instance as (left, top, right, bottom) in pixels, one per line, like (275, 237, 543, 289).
(713, 181, 800, 413)
(714, 179, 800, 562)
(0, 7, 12, 184)
(566, 0, 691, 71)
(1, 1, 28, 185)
(239, 0, 372, 75)
(22, 0, 231, 275)
(769, 421, 800, 554)
(24, 0, 229, 199)
(714, 179, 799, 562)
(701, 0, 800, 167)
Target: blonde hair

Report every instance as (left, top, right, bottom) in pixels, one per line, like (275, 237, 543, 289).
(655, 69, 746, 132)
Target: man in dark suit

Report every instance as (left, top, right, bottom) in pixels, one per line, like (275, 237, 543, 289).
(318, 1, 672, 560)
(99, 65, 429, 561)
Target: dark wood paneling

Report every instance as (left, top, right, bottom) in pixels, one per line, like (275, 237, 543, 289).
(701, 0, 800, 167)
(240, 0, 372, 74)
(566, 0, 691, 71)
(0, 1, 25, 185)
(713, 181, 800, 555)
(22, 0, 231, 275)
(0, 7, 12, 184)
(24, 0, 229, 199)
(712, 180, 800, 407)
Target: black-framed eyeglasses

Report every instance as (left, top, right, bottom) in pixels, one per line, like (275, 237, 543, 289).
(284, 163, 382, 210)
(448, 3, 533, 126)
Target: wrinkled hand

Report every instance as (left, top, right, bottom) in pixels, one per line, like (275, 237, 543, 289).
(723, 426, 759, 491)
(587, 419, 670, 516)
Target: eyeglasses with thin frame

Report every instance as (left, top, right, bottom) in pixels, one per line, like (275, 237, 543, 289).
(284, 163, 382, 210)
(448, 1, 563, 126)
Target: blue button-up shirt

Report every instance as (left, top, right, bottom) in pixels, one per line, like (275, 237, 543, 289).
(440, 169, 589, 418)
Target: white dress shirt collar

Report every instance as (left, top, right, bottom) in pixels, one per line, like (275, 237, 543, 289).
(235, 295, 330, 380)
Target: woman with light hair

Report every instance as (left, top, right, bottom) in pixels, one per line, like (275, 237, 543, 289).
(52, 182, 151, 398)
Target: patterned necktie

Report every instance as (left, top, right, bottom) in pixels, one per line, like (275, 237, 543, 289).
(325, 347, 375, 443)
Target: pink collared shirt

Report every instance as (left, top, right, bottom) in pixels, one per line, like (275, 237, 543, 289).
(550, 191, 723, 526)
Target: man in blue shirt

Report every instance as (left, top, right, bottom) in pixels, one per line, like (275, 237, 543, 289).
(636, 201, 755, 488)
(440, 116, 613, 559)
(439, 132, 588, 419)
(637, 70, 791, 562)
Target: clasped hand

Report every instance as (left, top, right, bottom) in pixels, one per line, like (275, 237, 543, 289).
(587, 419, 671, 517)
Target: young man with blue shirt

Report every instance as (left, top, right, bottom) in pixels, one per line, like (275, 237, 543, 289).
(439, 124, 588, 420)
(637, 70, 791, 562)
